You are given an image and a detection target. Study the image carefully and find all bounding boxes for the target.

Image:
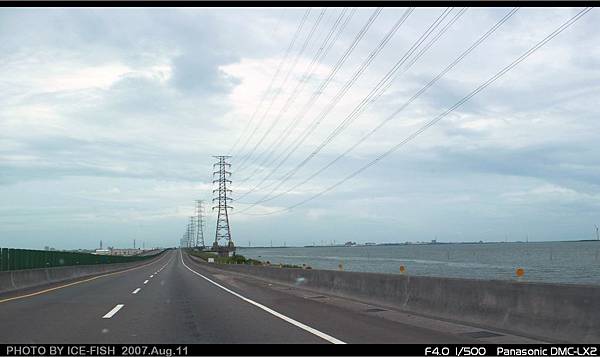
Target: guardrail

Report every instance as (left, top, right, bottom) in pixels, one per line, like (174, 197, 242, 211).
(188, 253, 600, 343)
(0, 247, 158, 272)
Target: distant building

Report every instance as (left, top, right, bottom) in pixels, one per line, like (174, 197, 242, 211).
(94, 248, 141, 256)
(344, 241, 356, 247)
(110, 248, 141, 256)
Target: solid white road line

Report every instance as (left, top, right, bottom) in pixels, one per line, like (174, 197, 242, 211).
(179, 251, 345, 344)
(102, 304, 124, 319)
(132, 288, 141, 294)
(143, 280, 149, 284)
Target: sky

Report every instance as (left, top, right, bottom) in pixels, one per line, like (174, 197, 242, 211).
(1, 7, 599, 250)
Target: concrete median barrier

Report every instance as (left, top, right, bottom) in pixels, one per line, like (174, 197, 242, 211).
(0, 271, 15, 291)
(187, 254, 600, 343)
(0, 251, 165, 295)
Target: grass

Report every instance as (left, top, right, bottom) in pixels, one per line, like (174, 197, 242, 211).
(186, 249, 263, 265)
(186, 249, 304, 268)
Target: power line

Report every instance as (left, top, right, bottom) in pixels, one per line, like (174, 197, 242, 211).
(237, 7, 453, 207)
(228, 8, 288, 156)
(230, 9, 312, 159)
(234, 9, 378, 196)
(235, 8, 355, 178)
(250, 7, 465, 206)
(238, 7, 592, 216)
(235, 7, 410, 201)
(250, 8, 518, 206)
(236, 9, 328, 171)
(236, 8, 343, 173)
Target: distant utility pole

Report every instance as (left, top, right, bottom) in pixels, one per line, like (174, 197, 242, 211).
(195, 200, 206, 249)
(134, 239, 136, 249)
(596, 225, 599, 241)
(212, 156, 234, 252)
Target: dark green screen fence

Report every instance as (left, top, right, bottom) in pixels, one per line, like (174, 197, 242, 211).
(0, 247, 160, 272)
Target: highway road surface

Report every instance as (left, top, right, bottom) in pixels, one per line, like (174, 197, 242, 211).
(0, 249, 543, 344)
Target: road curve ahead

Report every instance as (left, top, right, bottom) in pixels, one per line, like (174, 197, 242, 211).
(0, 249, 537, 344)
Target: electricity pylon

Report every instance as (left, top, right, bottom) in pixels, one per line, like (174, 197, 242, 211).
(183, 229, 189, 248)
(189, 216, 196, 248)
(195, 200, 206, 249)
(212, 156, 234, 252)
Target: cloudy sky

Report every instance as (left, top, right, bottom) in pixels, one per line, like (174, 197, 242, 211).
(1, 7, 598, 250)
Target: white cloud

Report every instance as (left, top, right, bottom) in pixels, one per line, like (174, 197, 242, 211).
(1, 7, 599, 248)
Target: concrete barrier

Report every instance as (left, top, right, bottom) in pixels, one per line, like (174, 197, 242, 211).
(0, 251, 165, 295)
(188, 254, 600, 343)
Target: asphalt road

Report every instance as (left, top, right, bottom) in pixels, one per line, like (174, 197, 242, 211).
(0, 249, 535, 344)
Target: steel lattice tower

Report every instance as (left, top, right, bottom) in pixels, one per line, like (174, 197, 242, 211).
(187, 220, 194, 248)
(212, 156, 234, 252)
(183, 227, 189, 248)
(189, 216, 196, 248)
(195, 200, 206, 249)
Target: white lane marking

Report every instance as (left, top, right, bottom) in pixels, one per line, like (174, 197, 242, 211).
(132, 288, 141, 294)
(179, 251, 345, 344)
(143, 280, 149, 284)
(102, 304, 124, 319)
(150, 275, 154, 278)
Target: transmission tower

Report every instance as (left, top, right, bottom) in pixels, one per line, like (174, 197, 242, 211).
(186, 221, 193, 248)
(195, 200, 206, 249)
(212, 156, 235, 252)
(189, 216, 196, 248)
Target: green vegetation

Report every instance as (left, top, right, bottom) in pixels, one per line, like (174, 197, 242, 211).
(187, 250, 222, 262)
(187, 249, 263, 265)
(187, 249, 302, 268)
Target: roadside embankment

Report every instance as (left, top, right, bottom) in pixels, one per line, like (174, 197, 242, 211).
(0, 250, 166, 294)
(187, 252, 600, 343)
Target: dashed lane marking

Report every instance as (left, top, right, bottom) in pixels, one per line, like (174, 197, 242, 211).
(0, 251, 172, 304)
(102, 304, 124, 319)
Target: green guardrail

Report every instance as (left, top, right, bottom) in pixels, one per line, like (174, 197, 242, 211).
(0, 247, 162, 272)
